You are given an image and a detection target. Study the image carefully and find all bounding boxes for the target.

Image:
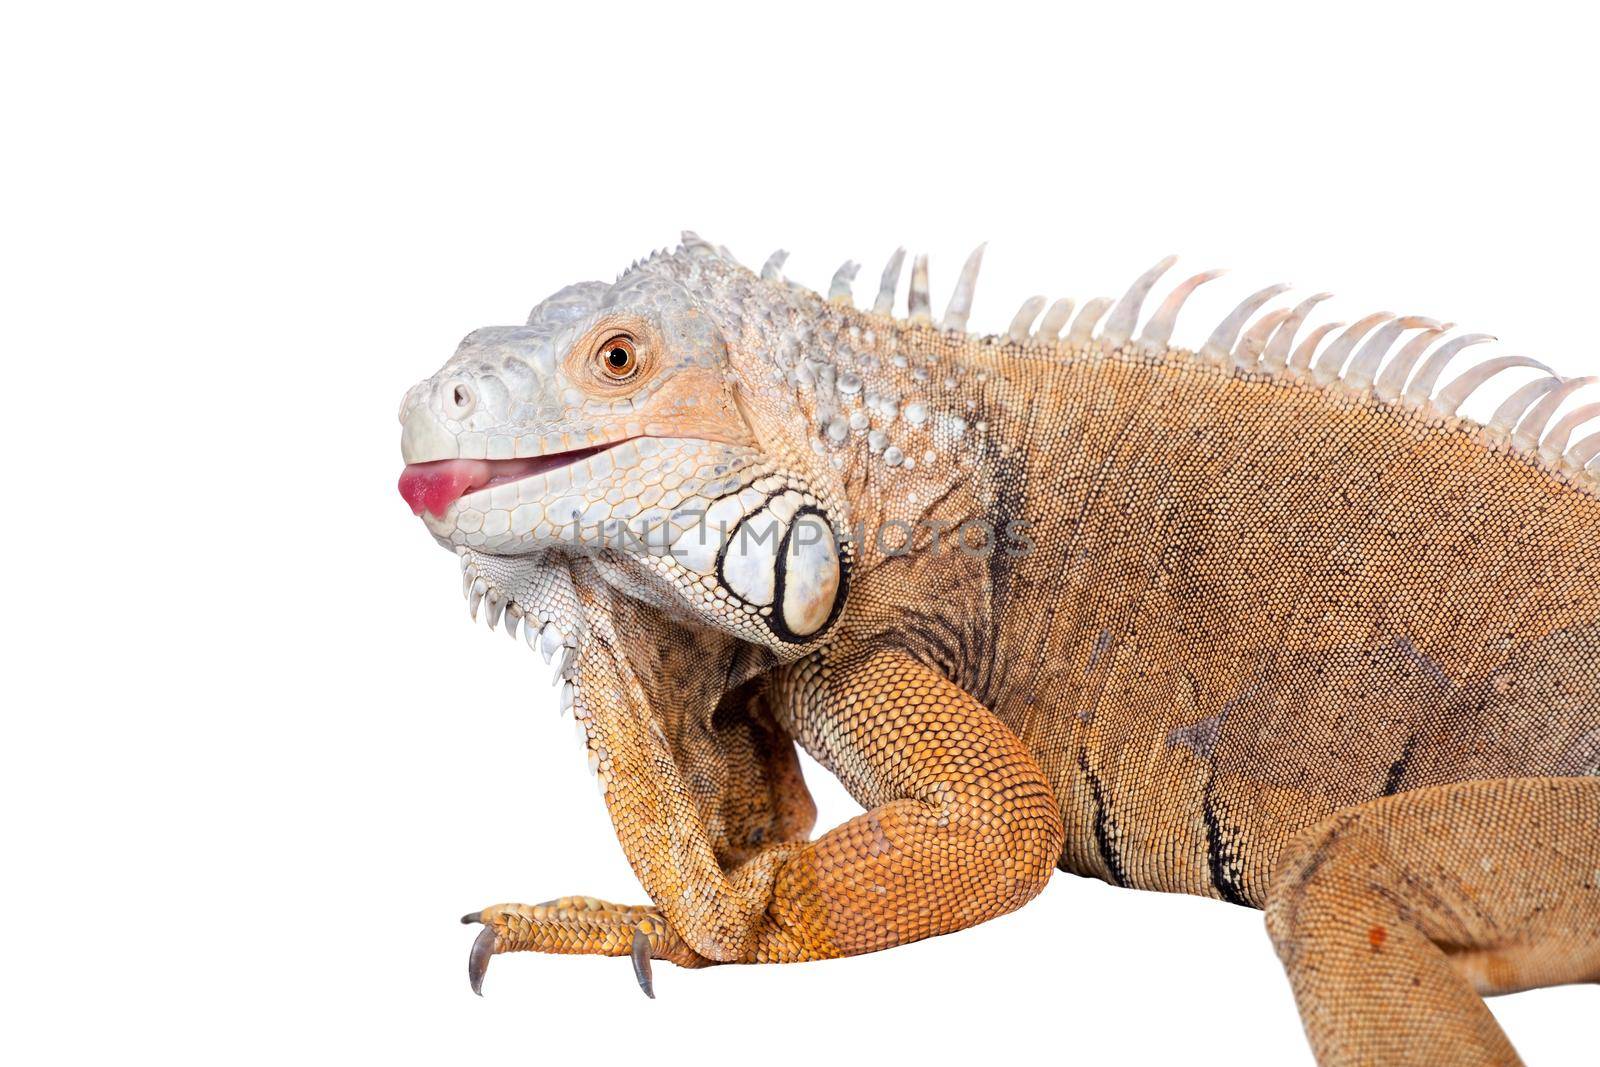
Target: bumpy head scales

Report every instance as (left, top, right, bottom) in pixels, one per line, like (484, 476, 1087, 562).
(397, 235, 854, 662)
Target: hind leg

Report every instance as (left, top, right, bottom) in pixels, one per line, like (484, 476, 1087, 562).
(1265, 777, 1600, 1067)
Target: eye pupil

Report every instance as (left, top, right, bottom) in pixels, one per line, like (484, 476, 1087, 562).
(600, 337, 636, 378)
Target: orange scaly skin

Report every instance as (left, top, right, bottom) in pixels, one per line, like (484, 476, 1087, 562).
(401, 238, 1599, 1064)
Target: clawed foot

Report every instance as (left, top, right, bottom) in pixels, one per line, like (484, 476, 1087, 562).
(460, 897, 705, 998)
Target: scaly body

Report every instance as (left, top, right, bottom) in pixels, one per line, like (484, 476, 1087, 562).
(847, 337, 1600, 904)
(399, 236, 1600, 1065)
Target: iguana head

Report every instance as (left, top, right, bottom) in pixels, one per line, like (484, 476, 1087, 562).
(397, 235, 852, 657)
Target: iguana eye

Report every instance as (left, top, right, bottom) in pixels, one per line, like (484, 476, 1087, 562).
(598, 336, 637, 379)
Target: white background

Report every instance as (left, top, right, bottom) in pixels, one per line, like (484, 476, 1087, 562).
(4, 2, 1595, 1063)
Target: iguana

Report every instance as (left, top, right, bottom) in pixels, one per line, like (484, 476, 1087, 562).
(396, 234, 1600, 1066)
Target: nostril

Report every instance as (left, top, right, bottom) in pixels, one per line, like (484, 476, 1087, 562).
(443, 380, 476, 419)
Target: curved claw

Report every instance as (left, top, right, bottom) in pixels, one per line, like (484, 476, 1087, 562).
(630, 927, 655, 999)
(468, 923, 497, 996)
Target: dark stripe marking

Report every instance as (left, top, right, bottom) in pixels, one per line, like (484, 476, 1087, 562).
(1077, 750, 1128, 887)
(1381, 734, 1417, 797)
(1201, 784, 1249, 907)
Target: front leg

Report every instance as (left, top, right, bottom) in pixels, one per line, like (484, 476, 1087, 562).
(467, 647, 1063, 986)
(733, 647, 1065, 960)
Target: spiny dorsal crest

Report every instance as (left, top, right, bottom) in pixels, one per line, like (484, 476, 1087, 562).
(736, 238, 1600, 486)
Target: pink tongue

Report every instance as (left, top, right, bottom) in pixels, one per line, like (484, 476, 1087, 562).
(400, 451, 598, 519)
(397, 459, 494, 518)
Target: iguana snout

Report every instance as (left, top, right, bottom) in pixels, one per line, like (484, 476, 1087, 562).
(396, 283, 749, 550)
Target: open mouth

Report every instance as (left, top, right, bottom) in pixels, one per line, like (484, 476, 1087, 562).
(398, 443, 615, 519)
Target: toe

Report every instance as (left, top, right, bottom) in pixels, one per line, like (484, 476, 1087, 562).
(630, 927, 655, 999)
(468, 924, 498, 995)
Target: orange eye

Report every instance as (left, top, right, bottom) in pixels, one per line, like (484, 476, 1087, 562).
(599, 336, 637, 379)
